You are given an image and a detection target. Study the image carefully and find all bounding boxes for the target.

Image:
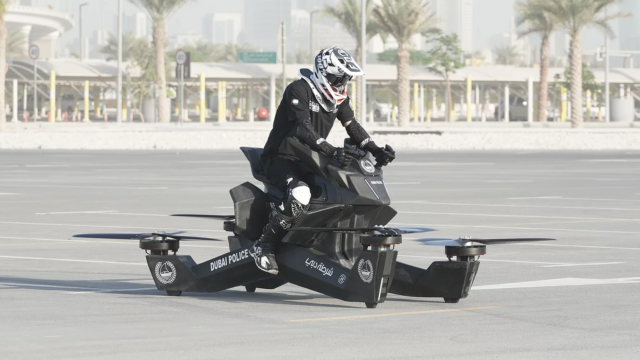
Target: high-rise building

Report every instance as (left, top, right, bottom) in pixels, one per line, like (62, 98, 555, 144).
(123, 12, 147, 39)
(243, 0, 292, 51)
(203, 13, 242, 45)
(432, 0, 473, 53)
(619, 0, 640, 51)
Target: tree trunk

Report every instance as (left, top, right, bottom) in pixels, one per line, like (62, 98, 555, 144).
(138, 91, 145, 123)
(446, 75, 452, 122)
(538, 34, 550, 123)
(0, 18, 6, 130)
(569, 34, 583, 128)
(396, 41, 410, 126)
(153, 19, 168, 123)
(355, 41, 363, 122)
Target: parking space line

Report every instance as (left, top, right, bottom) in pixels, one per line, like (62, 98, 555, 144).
(67, 287, 158, 295)
(0, 281, 156, 294)
(0, 221, 226, 233)
(0, 236, 229, 249)
(0, 255, 145, 266)
(395, 200, 640, 212)
(287, 306, 500, 322)
(541, 262, 625, 268)
(399, 211, 637, 222)
(36, 210, 118, 215)
(515, 243, 640, 251)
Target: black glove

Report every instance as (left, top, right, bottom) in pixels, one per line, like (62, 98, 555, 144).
(368, 144, 396, 168)
(333, 147, 358, 169)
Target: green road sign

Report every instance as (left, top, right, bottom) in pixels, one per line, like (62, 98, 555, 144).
(239, 52, 277, 64)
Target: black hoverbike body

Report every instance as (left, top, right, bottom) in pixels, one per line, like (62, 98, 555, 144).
(75, 137, 554, 308)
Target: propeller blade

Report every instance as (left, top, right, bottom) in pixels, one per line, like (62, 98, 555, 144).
(150, 233, 223, 241)
(417, 237, 556, 247)
(74, 233, 150, 240)
(172, 214, 235, 221)
(74, 233, 224, 242)
(288, 226, 435, 234)
(393, 227, 435, 234)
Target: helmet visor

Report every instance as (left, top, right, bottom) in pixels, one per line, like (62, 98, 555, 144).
(325, 73, 352, 89)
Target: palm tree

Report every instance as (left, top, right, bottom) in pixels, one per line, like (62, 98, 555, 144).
(373, 0, 437, 126)
(101, 33, 144, 61)
(0, 0, 8, 129)
(493, 44, 522, 65)
(516, 0, 557, 123)
(129, 0, 191, 123)
(322, 0, 383, 121)
(541, 0, 628, 128)
(6, 30, 27, 59)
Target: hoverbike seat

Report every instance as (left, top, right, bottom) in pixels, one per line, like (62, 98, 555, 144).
(240, 147, 270, 184)
(240, 147, 283, 202)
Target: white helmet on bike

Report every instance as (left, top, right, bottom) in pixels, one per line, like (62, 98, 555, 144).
(313, 47, 364, 106)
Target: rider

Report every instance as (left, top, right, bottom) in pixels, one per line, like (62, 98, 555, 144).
(249, 47, 396, 275)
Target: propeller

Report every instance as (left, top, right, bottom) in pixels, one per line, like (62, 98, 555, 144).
(73, 232, 224, 241)
(288, 226, 435, 235)
(415, 237, 556, 247)
(171, 214, 235, 220)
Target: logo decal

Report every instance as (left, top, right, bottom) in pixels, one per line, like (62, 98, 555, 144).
(338, 274, 347, 284)
(309, 101, 320, 112)
(360, 160, 375, 174)
(305, 258, 334, 277)
(357, 259, 374, 283)
(155, 261, 177, 284)
(291, 99, 299, 105)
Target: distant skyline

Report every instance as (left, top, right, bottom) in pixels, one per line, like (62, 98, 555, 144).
(20, 0, 636, 59)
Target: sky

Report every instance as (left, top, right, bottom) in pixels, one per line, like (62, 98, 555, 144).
(28, 0, 631, 56)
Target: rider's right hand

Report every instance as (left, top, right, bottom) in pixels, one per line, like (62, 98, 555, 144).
(333, 147, 358, 169)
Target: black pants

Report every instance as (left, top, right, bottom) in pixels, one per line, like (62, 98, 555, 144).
(261, 156, 305, 203)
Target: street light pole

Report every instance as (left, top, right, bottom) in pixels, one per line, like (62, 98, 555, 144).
(310, 10, 320, 57)
(79, 3, 88, 61)
(360, 0, 367, 124)
(117, 0, 123, 123)
(281, 21, 286, 96)
(604, 15, 610, 123)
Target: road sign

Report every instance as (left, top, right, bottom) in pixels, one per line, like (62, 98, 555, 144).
(239, 52, 277, 64)
(176, 49, 187, 65)
(175, 52, 191, 79)
(29, 45, 40, 60)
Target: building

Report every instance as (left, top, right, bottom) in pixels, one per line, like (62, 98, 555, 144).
(123, 12, 147, 39)
(202, 13, 242, 45)
(432, 0, 474, 53)
(243, 0, 292, 51)
(90, 30, 109, 59)
(5, 0, 73, 59)
(619, 0, 640, 51)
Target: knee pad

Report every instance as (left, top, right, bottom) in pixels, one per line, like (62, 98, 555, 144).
(279, 179, 311, 219)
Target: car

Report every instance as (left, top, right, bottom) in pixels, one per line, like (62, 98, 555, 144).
(494, 95, 528, 121)
(371, 101, 392, 119)
(495, 95, 559, 121)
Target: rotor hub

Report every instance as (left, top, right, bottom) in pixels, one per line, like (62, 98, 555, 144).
(139, 238, 180, 252)
(445, 245, 486, 258)
(360, 234, 402, 251)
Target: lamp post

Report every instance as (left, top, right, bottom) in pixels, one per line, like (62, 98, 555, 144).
(310, 9, 320, 57)
(79, 3, 88, 61)
(116, 0, 123, 123)
(360, 0, 367, 124)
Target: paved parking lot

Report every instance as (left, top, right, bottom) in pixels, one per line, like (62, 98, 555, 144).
(1, 150, 639, 359)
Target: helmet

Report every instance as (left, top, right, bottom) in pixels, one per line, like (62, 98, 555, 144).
(313, 47, 364, 106)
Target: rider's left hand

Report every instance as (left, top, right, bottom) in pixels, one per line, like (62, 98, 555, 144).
(371, 145, 396, 167)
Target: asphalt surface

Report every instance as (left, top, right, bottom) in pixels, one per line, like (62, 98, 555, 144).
(1, 150, 640, 359)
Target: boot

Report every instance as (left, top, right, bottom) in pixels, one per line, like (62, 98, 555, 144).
(249, 238, 279, 275)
